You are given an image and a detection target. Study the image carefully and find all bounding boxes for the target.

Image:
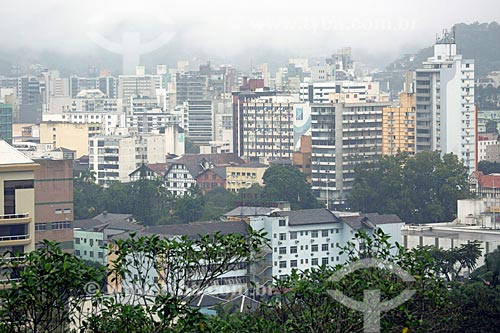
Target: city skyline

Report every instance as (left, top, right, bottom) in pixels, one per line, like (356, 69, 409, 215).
(3, 0, 500, 70)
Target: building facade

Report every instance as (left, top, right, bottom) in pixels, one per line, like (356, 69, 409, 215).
(0, 104, 13, 144)
(415, 31, 475, 172)
(310, 102, 388, 207)
(382, 92, 416, 155)
(226, 163, 268, 193)
(0, 141, 39, 257)
(33, 158, 74, 251)
(249, 209, 403, 280)
(240, 95, 295, 163)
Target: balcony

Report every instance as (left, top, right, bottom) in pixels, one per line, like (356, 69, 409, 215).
(0, 213, 31, 225)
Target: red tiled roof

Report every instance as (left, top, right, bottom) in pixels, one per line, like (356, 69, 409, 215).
(474, 171, 500, 189)
(146, 163, 169, 176)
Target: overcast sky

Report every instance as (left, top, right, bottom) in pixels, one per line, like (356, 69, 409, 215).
(5, 0, 500, 65)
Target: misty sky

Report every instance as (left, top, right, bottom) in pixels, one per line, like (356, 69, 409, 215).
(5, 0, 500, 66)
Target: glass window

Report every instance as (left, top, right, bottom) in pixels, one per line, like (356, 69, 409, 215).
(290, 260, 298, 268)
(290, 231, 297, 239)
(311, 258, 318, 265)
(321, 230, 328, 237)
(279, 261, 287, 268)
(311, 231, 318, 238)
(279, 247, 287, 255)
(322, 244, 328, 251)
(290, 246, 298, 254)
(311, 244, 318, 252)
(279, 233, 286, 241)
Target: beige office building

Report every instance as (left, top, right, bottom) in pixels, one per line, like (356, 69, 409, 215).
(0, 140, 39, 256)
(39, 121, 98, 158)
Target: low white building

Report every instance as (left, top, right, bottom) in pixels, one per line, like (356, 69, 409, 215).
(248, 208, 404, 280)
(403, 199, 500, 269)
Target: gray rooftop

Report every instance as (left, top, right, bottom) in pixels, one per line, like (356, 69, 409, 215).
(341, 213, 403, 230)
(224, 206, 277, 217)
(111, 220, 250, 241)
(92, 212, 134, 224)
(276, 208, 340, 226)
(74, 217, 142, 232)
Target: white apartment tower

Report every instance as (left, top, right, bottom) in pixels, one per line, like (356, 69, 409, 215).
(415, 30, 475, 172)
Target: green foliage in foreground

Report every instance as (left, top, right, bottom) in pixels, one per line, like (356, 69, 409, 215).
(2, 230, 500, 332)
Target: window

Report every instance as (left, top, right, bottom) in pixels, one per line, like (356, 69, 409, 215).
(311, 231, 318, 238)
(322, 257, 328, 265)
(290, 246, 298, 254)
(279, 233, 286, 241)
(322, 244, 328, 251)
(75, 237, 80, 244)
(89, 251, 94, 258)
(51, 221, 71, 230)
(290, 260, 298, 268)
(279, 261, 287, 268)
(290, 231, 297, 239)
(279, 247, 287, 255)
(311, 258, 318, 265)
(98, 240, 104, 247)
(64, 208, 71, 214)
(321, 230, 328, 237)
(98, 252, 104, 258)
(311, 244, 318, 252)
(75, 250, 81, 256)
(55, 209, 62, 214)
(35, 223, 47, 231)
(336, 229, 340, 234)
(279, 219, 286, 227)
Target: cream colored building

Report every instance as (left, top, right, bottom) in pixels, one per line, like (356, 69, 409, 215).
(382, 92, 416, 156)
(226, 163, 268, 193)
(39, 122, 99, 158)
(0, 140, 39, 256)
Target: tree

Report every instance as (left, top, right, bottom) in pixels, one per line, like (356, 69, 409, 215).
(204, 229, 459, 332)
(168, 186, 205, 223)
(348, 151, 472, 223)
(73, 171, 106, 219)
(478, 160, 500, 175)
(262, 165, 321, 209)
(428, 241, 482, 281)
(200, 187, 239, 221)
(0, 241, 105, 333)
(81, 228, 268, 332)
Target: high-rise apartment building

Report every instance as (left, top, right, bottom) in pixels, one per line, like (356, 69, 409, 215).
(119, 75, 162, 102)
(185, 100, 213, 146)
(415, 30, 475, 172)
(382, 92, 417, 155)
(240, 95, 295, 162)
(0, 104, 13, 144)
(310, 102, 390, 207)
